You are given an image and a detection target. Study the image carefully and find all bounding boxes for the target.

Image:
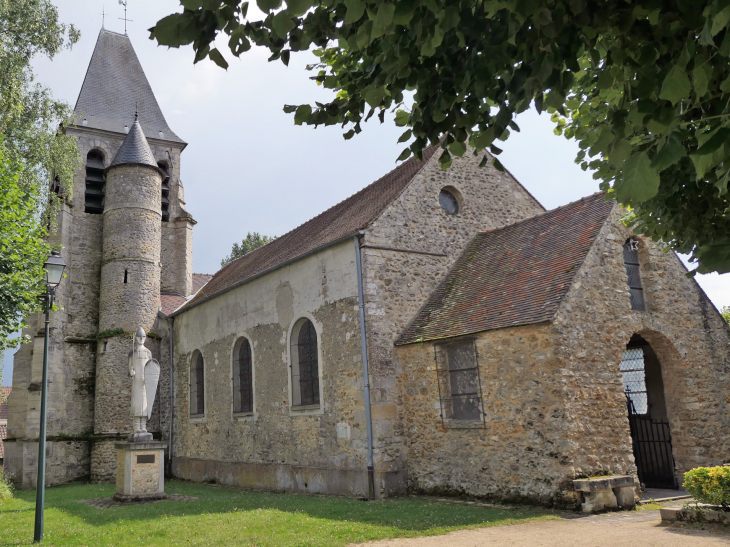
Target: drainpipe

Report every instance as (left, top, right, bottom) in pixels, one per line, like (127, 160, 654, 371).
(354, 234, 375, 499)
(168, 316, 175, 463)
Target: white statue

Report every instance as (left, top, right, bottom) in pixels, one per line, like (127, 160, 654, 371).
(128, 327, 161, 440)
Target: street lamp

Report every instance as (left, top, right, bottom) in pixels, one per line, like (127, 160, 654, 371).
(34, 250, 65, 543)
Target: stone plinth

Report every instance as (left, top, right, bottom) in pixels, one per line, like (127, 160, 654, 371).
(573, 475, 637, 513)
(113, 441, 166, 502)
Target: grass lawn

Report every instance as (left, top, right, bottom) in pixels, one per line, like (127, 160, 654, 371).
(0, 481, 557, 546)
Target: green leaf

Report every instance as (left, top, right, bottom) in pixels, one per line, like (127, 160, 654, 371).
(449, 140, 466, 157)
(372, 3, 395, 39)
(651, 132, 684, 172)
(397, 129, 412, 143)
(286, 0, 313, 17)
(362, 85, 386, 108)
(150, 14, 198, 47)
(693, 64, 709, 97)
(272, 12, 296, 37)
(711, 6, 730, 36)
(393, 0, 416, 25)
(615, 152, 660, 204)
(208, 48, 229, 69)
(439, 149, 452, 170)
(344, 0, 365, 24)
(394, 110, 410, 126)
(257, 0, 282, 12)
(659, 64, 691, 105)
(694, 127, 730, 156)
(695, 240, 730, 274)
(397, 148, 412, 161)
(294, 104, 312, 125)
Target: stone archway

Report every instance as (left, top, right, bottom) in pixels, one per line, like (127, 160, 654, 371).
(618, 333, 678, 489)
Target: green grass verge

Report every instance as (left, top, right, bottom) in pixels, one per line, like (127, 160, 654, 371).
(0, 481, 556, 546)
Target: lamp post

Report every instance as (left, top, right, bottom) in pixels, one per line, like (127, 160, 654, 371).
(33, 250, 65, 543)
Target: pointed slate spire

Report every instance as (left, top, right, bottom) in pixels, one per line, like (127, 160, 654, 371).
(108, 112, 162, 173)
(74, 29, 185, 144)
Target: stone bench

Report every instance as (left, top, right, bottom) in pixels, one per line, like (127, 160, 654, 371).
(572, 475, 637, 513)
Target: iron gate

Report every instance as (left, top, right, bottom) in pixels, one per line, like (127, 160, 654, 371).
(626, 397, 678, 489)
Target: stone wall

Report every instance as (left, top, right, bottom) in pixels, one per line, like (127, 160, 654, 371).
(396, 324, 580, 506)
(171, 240, 373, 497)
(553, 207, 730, 482)
(395, 208, 730, 505)
(359, 150, 545, 493)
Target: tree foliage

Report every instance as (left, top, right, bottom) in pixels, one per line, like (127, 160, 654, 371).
(721, 305, 730, 325)
(0, 0, 80, 351)
(221, 232, 276, 266)
(151, 0, 730, 274)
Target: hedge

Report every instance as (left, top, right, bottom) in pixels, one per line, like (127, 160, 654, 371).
(683, 466, 730, 507)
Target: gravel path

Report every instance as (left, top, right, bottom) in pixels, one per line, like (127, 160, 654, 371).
(356, 504, 730, 547)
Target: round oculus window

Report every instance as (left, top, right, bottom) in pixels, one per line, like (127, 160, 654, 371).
(439, 189, 459, 215)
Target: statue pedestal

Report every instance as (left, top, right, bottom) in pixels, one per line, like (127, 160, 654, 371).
(113, 441, 167, 502)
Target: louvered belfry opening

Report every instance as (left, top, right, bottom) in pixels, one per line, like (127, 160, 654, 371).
(623, 239, 646, 311)
(233, 339, 253, 413)
(84, 150, 106, 214)
(297, 320, 320, 406)
(158, 161, 170, 221)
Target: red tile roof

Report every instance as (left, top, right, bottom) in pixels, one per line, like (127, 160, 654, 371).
(0, 387, 10, 421)
(160, 274, 214, 316)
(175, 146, 440, 314)
(397, 193, 615, 345)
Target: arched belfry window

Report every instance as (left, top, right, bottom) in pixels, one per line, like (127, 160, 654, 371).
(623, 239, 646, 311)
(157, 162, 171, 222)
(190, 351, 205, 416)
(233, 338, 253, 414)
(84, 150, 106, 214)
(290, 318, 320, 407)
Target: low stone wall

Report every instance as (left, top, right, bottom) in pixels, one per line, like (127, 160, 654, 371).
(172, 457, 376, 498)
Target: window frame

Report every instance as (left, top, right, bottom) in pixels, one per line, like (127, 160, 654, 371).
(623, 238, 647, 312)
(189, 350, 206, 420)
(84, 149, 106, 215)
(433, 338, 486, 429)
(287, 315, 324, 415)
(231, 335, 255, 419)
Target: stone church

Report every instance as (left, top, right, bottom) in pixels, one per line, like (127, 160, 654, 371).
(4, 29, 730, 508)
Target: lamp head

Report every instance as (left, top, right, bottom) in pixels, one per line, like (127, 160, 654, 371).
(43, 250, 66, 288)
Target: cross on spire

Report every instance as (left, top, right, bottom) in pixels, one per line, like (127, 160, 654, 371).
(118, 0, 133, 35)
(101, 6, 105, 29)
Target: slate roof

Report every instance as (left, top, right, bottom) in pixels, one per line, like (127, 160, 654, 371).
(176, 146, 440, 314)
(397, 193, 615, 345)
(108, 115, 159, 171)
(74, 29, 184, 144)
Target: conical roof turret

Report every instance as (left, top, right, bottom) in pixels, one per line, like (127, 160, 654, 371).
(108, 113, 162, 173)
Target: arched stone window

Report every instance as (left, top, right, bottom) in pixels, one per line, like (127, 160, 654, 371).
(84, 150, 106, 214)
(623, 239, 646, 311)
(290, 318, 320, 407)
(190, 350, 205, 415)
(157, 161, 170, 222)
(233, 338, 253, 414)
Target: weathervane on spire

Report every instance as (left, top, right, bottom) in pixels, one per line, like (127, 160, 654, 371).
(118, 0, 132, 35)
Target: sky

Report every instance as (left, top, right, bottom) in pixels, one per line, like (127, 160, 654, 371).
(2, 0, 728, 384)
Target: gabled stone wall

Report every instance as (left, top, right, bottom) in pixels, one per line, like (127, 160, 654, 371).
(360, 150, 545, 494)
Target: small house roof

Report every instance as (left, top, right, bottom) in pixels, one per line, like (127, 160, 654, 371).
(397, 192, 615, 345)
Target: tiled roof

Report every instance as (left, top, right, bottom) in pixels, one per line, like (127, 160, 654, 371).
(74, 29, 184, 144)
(397, 193, 615, 345)
(176, 146, 439, 314)
(192, 273, 214, 294)
(108, 116, 159, 171)
(0, 387, 10, 421)
(160, 274, 215, 316)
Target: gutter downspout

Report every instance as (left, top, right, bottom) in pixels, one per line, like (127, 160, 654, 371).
(168, 316, 175, 464)
(354, 234, 375, 499)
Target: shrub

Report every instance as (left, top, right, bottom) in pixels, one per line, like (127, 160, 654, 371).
(684, 466, 730, 507)
(0, 469, 13, 501)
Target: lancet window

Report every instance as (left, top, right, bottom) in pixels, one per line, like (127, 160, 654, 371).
(84, 150, 106, 214)
(623, 239, 646, 311)
(190, 351, 205, 415)
(290, 318, 320, 407)
(233, 338, 253, 414)
(158, 162, 171, 222)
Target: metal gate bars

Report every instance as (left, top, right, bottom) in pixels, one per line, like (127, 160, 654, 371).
(626, 397, 678, 489)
